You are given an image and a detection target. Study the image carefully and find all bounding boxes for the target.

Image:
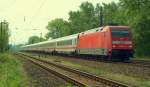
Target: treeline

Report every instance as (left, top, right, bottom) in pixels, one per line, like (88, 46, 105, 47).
(0, 21, 9, 53)
(45, 1, 121, 39)
(28, 36, 45, 44)
(28, 0, 150, 56)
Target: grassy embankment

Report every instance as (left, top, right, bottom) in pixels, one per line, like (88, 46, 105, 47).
(132, 56, 150, 61)
(24, 52, 150, 87)
(52, 59, 150, 87)
(0, 53, 28, 87)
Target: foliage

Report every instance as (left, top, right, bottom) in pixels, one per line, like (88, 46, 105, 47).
(102, 2, 123, 25)
(0, 21, 9, 53)
(46, 18, 70, 39)
(10, 44, 24, 52)
(28, 36, 45, 44)
(0, 53, 28, 87)
(54, 59, 150, 87)
(45, 1, 150, 56)
(69, 2, 99, 34)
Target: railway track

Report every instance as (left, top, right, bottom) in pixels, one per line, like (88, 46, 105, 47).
(129, 60, 150, 68)
(29, 52, 150, 68)
(17, 52, 129, 87)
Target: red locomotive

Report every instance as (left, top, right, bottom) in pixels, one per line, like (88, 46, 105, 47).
(22, 26, 134, 61)
(77, 26, 133, 60)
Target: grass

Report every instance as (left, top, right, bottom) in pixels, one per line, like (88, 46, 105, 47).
(0, 53, 28, 87)
(59, 83, 77, 87)
(132, 57, 150, 61)
(25, 52, 150, 87)
(54, 60, 150, 87)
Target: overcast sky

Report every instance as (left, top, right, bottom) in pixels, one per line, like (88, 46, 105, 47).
(0, 0, 118, 45)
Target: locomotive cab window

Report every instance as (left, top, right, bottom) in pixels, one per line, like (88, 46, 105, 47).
(111, 30, 129, 38)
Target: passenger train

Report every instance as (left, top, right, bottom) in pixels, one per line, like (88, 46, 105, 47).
(21, 26, 134, 61)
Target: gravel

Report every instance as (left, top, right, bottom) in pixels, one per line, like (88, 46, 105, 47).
(41, 55, 150, 80)
(18, 57, 68, 87)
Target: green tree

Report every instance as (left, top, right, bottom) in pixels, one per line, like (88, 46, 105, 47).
(0, 21, 9, 53)
(28, 36, 45, 44)
(102, 2, 120, 25)
(46, 18, 70, 39)
(69, 2, 99, 34)
(95, 3, 103, 26)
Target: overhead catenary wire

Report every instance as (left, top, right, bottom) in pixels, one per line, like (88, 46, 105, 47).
(27, 0, 47, 29)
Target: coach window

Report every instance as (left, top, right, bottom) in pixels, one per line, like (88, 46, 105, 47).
(72, 39, 76, 45)
(58, 41, 64, 46)
(59, 41, 62, 46)
(49, 43, 53, 47)
(62, 41, 65, 46)
(63, 41, 66, 45)
(68, 40, 72, 45)
(66, 40, 68, 45)
(63, 40, 67, 45)
(57, 41, 60, 46)
(75, 39, 77, 45)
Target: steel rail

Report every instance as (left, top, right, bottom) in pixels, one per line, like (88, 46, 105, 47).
(16, 53, 86, 87)
(18, 52, 130, 87)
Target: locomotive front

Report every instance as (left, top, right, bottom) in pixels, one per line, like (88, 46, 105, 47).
(110, 26, 134, 60)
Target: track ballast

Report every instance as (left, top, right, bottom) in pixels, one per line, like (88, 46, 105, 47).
(17, 52, 129, 87)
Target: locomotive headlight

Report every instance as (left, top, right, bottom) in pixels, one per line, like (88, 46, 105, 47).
(126, 41, 132, 44)
(112, 45, 116, 48)
(129, 45, 132, 48)
(108, 49, 111, 51)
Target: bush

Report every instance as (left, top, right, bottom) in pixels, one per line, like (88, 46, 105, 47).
(0, 53, 28, 87)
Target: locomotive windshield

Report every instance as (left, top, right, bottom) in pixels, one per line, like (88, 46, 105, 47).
(111, 30, 129, 38)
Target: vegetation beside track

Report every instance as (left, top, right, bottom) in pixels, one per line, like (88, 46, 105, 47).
(21, 52, 150, 87)
(19, 53, 129, 87)
(53, 61, 150, 87)
(51, 58, 150, 87)
(132, 57, 150, 61)
(57, 61, 150, 87)
(0, 53, 28, 87)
